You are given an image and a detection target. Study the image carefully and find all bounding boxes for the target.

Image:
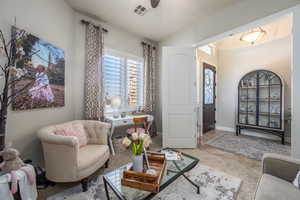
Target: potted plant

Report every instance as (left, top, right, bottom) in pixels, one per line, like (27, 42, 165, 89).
(122, 133, 152, 172)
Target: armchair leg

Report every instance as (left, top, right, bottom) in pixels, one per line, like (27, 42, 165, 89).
(105, 159, 110, 168)
(81, 178, 89, 192)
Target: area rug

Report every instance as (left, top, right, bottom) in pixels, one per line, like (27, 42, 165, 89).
(47, 164, 242, 200)
(206, 133, 291, 160)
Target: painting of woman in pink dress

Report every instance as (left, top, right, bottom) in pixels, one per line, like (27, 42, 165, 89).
(11, 26, 65, 110)
(29, 65, 54, 104)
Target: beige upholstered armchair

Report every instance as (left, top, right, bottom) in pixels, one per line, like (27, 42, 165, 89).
(38, 120, 111, 190)
(255, 153, 300, 200)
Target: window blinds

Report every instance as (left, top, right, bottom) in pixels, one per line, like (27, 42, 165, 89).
(103, 53, 144, 108)
(127, 59, 144, 106)
(103, 55, 125, 98)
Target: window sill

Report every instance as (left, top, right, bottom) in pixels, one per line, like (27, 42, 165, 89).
(104, 106, 143, 116)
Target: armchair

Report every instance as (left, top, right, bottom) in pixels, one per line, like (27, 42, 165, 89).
(38, 120, 111, 189)
(255, 153, 300, 200)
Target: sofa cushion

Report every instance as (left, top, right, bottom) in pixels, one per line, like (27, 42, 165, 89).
(77, 145, 109, 170)
(54, 123, 87, 147)
(255, 174, 300, 200)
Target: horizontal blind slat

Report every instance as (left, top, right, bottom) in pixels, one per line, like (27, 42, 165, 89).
(103, 54, 124, 98)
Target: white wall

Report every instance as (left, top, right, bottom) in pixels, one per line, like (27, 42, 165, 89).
(0, 0, 75, 164)
(161, 0, 299, 46)
(216, 37, 291, 137)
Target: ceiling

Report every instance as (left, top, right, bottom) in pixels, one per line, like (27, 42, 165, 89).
(65, 0, 244, 41)
(216, 15, 293, 50)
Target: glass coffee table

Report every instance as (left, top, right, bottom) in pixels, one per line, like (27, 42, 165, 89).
(103, 148, 200, 200)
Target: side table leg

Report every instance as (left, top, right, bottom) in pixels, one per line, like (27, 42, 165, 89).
(103, 177, 110, 200)
(281, 132, 285, 145)
(109, 126, 115, 156)
(109, 136, 115, 156)
(182, 174, 200, 194)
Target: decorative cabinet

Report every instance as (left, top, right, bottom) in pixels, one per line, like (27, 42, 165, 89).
(236, 70, 285, 144)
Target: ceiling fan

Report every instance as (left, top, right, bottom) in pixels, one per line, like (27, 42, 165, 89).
(151, 0, 160, 8)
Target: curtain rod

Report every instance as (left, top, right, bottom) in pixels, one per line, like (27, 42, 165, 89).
(81, 20, 108, 33)
(141, 41, 156, 50)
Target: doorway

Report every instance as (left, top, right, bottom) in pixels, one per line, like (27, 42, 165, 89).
(202, 63, 216, 133)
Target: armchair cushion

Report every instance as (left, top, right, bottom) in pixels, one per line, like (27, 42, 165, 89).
(77, 145, 109, 171)
(54, 122, 87, 147)
(81, 120, 110, 145)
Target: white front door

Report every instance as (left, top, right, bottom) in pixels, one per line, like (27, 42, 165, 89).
(162, 47, 197, 148)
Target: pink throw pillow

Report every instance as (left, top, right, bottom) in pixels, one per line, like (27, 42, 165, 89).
(54, 123, 88, 147)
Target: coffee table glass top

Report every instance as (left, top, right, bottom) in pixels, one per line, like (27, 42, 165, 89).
(103, 148, 199, 200)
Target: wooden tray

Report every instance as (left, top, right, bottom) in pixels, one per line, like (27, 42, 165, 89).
(121, 151, 166, 193)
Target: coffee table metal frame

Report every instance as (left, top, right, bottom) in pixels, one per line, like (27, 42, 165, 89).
(103, 148, 200, 200)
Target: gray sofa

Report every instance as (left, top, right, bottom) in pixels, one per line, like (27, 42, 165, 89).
(255, 153, 300, 200)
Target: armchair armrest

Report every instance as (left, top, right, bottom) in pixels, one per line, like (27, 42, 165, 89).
(262, 153, 300, 182)
(38, 129, 79, 147)
(37, 127, 79, 182)
(80, 120, 111, 145)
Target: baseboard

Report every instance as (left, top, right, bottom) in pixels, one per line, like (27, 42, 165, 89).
(216, 125, 287, 142)
(216, 126, 235, 132)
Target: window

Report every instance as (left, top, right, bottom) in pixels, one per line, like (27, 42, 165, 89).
(127, 59, 144, 106)
(103, 49, 144, 112)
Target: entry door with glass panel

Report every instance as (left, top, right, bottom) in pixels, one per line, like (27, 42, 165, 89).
(203, 63, 216, 133)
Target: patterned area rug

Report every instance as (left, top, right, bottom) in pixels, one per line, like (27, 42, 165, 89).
(47, 164, 242, 200)
(207, 133, 291, 160)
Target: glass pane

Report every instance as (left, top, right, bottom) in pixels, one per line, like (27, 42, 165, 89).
(258, 115, 268, 127)
(127, 60, 143, 106)
(247, 101, 256, 125)
(258, 71, 281, 86)
(247, 102, 256, 113)
(259, 102, 268, 114)
(269, 117, 280, 128)
(241, 71, 257, 88)
(247, 114, 256, 125)
(239, 114, 246, 124)
(270, 102, 281, 115)
(270, 87, 281, 101)
(204, 68, 214, 104)
(103, 55, 125, 98)
(270, 74, 281, 85)
(239, 102, 247, 113)
(258, 71, 270, 86)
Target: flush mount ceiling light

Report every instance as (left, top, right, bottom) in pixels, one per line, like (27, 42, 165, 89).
(240, 27, 266, 45)
(151, 0, 160, 8)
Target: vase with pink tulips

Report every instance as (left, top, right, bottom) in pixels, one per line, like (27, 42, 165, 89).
(122, 132, 152, 172)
